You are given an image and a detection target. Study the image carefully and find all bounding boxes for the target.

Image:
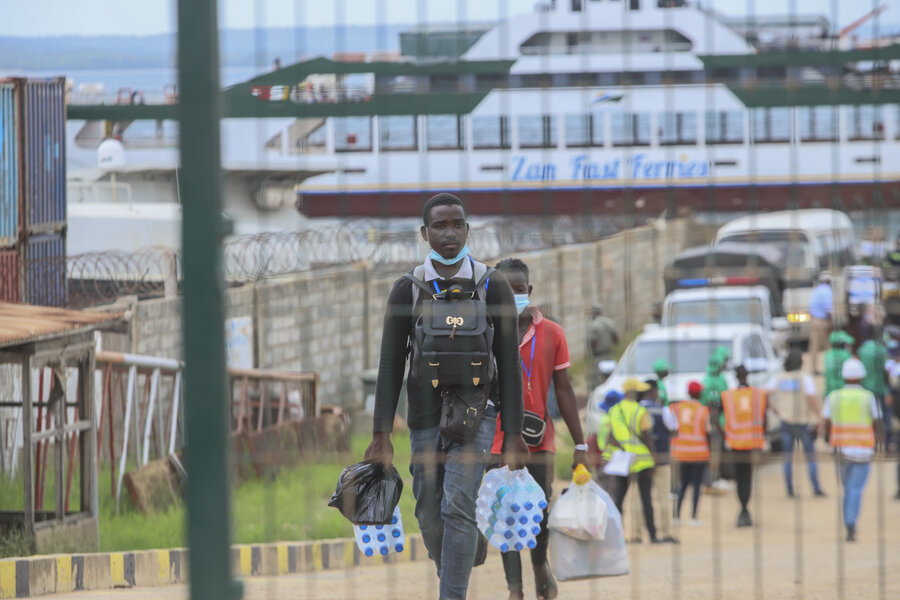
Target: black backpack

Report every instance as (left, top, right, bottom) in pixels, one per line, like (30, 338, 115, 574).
(405, 259, 495, 389)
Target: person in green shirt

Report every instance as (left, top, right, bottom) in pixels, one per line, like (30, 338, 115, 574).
(654, 359, 671, 405)
(701, 349, 730, 488)
(858, 336, 891, 419)
(701, 350, 730, 409)
(824, 330, 854, 397)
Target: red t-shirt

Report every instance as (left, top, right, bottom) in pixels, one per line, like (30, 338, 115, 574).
(491, 308, 571, 454)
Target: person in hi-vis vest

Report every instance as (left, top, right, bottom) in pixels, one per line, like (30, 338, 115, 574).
(607, 378, 660, 543)
(721, 365, 767, 528)
(671, 381, 712, 526)
(823, 358, 884, 542)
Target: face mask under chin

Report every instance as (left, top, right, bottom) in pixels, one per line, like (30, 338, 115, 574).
(428, 244, 471, 266)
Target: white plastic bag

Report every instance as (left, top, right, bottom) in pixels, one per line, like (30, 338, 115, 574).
(548, 479, 608, 541)
(549, 482, 629, 581)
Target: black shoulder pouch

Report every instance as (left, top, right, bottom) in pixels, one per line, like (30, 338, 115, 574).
(439, 386, 488, 444)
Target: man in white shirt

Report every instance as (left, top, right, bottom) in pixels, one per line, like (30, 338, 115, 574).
(823, 358, 884, 541)
(808, 273, 833, 375)
(764, 349, 825, 497)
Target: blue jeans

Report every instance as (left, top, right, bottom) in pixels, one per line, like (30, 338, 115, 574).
(781, 422, 822, 494)
(839, 460, 871, 527)
(409, 412, 496, 600)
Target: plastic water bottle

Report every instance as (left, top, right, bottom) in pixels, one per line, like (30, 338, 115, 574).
(353, 505, 405, 557)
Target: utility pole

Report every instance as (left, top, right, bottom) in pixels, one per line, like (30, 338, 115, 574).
(177, 1, 241, 599)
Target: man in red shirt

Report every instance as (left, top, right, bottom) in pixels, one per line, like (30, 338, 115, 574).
(490, 258, 587, 600)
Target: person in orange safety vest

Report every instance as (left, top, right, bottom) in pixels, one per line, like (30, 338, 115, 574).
(671, 381, 711, 525)
(721, 364, 767, 528)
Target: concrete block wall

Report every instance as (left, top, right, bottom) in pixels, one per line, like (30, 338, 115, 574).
(122, 219, 710, 410)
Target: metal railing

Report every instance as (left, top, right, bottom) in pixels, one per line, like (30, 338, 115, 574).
(93, 350, 319, 509)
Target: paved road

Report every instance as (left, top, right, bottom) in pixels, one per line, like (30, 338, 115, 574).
(47, 459, 900, 600)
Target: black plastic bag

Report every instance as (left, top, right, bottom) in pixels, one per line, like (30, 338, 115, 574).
(328, 461, 403, 525)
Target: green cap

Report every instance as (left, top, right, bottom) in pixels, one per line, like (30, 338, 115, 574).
(653, 359, 670, 373)
(830, 330, 853, 346)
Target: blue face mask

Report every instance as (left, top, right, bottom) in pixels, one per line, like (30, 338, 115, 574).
(428, 244, 470, 266)
(514, 293, 530, 315)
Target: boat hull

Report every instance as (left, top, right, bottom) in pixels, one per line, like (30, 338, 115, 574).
(297, 179, 900, 218)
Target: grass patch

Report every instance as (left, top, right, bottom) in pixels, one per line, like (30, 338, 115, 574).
(93, 433, 418, 552)
(0, 523, 34, 558)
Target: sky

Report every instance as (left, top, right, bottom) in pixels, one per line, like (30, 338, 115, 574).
(1, 0, 899, 37)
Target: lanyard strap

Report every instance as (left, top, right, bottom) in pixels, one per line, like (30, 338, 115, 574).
(432, 280, 441, 294)
(521, 334, 536, 383)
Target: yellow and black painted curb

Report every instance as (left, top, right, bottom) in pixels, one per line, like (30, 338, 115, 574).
(0, 535, 426, 598)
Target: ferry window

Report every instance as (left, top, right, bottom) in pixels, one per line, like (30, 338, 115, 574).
(430, 75, 459, 93)
(305, 121, 327, 152)
(565, 114, 603, 147)
(475, 73, 507, 91)
(519, 115, 557, 149)
(472, 115, 510, 149)
(334, 117, 372, 152)
(752, 108, 790, 143)
(800, 106, 837, 142)
(611, 113, 650, 147)
(705, 111, 743, 144)
(659, 112, 697, 145)
(848, 105, 885, 140)
(426, 115, 465, 150)
(379, 116, 418, 151)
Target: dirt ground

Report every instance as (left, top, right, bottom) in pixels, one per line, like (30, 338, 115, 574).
(52, 455, 900, 600)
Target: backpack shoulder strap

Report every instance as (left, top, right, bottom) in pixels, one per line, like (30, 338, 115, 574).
(404, 265, 433, 308)
(471, 259, 494, 299)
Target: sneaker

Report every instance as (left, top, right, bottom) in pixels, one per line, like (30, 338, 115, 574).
(661, 536, 680, 544)
(712, 479, 734, 492)
(627, 537, 643, 544)
(737, 509, 753, 528)
(787, 489, 795, 498)
(649, 537, 662, 544)
(672, 518, 682, 527)
(846, 525, 856, 542)
(689, 518, 703, 527)
(814, 489, 826, 498)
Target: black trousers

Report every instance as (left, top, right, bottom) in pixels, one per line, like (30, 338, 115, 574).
(613, 469, 657, 540)
(732, 450, 754, 510)
(677, 462, 707, 519)
(495, 452, 554, 591)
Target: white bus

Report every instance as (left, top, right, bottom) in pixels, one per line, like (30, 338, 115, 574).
(715, 209, 855, 339)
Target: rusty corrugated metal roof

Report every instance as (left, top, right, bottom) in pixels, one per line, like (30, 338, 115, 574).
(0, 302, 123, 349)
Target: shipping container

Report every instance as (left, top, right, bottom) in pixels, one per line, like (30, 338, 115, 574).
(0, 80, 22, 248)
(22, 78, 66, 234)
(0, 247, 21, 303)
(23, 232, 65, 307)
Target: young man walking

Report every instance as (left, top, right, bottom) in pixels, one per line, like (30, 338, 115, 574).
(365, 194, 529, 600)
(721, 365, 767, 527)
(823, 358, 884, 541)
(489, 258, 587, 600)
(764, 349, 826, 498)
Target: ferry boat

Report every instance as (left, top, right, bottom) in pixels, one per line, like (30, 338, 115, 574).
(67, 0, 900, 219)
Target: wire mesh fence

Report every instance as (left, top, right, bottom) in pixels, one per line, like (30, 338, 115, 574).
(7, 0, 900, 599)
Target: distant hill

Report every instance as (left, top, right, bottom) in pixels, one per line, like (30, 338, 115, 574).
(0, 25, 407, 70)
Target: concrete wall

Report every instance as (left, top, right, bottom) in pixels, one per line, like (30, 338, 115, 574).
(120, 218, 717, 409)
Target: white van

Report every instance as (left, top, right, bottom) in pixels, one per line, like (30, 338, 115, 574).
(715, 209, 855, 339)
